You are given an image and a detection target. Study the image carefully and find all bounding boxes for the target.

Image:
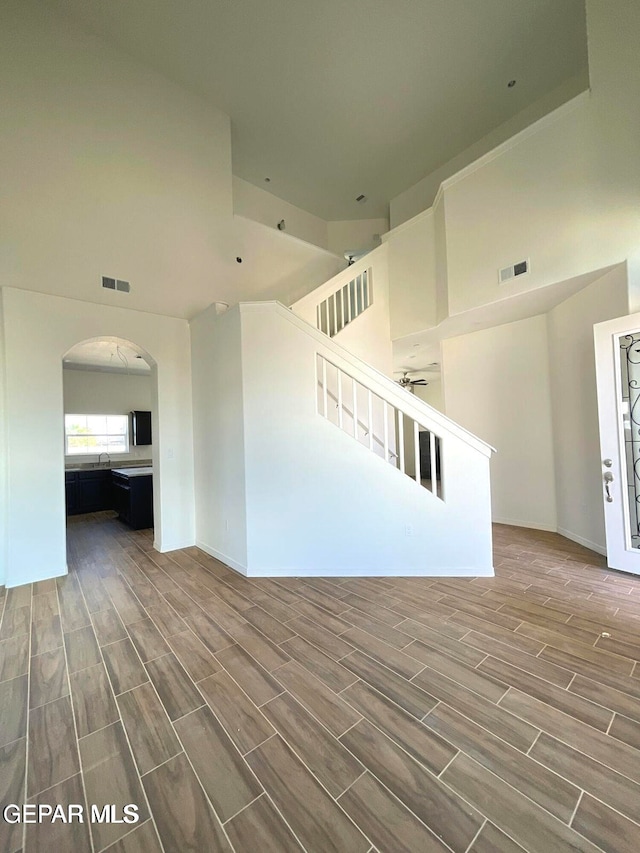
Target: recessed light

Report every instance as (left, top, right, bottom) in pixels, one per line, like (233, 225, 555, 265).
(507, 79, 516, 88)
(264, 177, 271, 182)
(356, 194, 366, 203)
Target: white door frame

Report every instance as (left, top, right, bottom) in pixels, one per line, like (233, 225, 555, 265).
(594, 313, 640, 574)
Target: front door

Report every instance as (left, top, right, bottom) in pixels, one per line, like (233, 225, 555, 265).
(594, 313, 640, 574)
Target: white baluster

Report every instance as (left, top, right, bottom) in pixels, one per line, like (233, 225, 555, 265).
(398, 413, 405, 474)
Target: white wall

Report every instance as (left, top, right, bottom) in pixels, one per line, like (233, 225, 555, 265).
(415, 381, 444, 413)
(232, 215, 345, 307)
(239, 303, 493, 575)
(384, 210, 437, 340)
(389, 75, 588, 228)
(387, 1, 639, 325)
(232, 177, 390, 263)
(0, 287, 195, 587)
(547, 266, 629, 554)
(63, 369, 152, 416)
(443, 315, 557, 531)
(190, 304, 248, 571)
(0, 293, 7, 587)
(586, 0, 640, 263)
(63, 369, 153, 462)
(233, 176, 329, 250)
(442, 94, 608, 317)
(0, 0, 235, 321)
(327, 219, 389, 259)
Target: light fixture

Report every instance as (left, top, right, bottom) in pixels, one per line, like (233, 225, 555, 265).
(264, 177, 271, 182)
(507, 79, 516, 88)
(277, 219, 286, 231)
(356, 194, 366, 203)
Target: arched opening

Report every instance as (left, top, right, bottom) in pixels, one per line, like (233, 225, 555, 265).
(61, 336, 160, 545)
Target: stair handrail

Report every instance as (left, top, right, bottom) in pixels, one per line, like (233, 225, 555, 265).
(239, 301, 495, 458)
(290, 245, 382, 314)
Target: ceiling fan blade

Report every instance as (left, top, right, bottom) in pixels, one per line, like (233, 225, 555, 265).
(411, 379, 428, 385)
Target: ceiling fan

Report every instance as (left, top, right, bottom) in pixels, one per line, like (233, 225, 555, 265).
(397, 371, 429, 391)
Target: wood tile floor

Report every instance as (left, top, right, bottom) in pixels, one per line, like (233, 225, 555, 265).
(2, 514, 640, 852)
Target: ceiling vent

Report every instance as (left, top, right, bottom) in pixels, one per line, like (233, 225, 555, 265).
(499, 259, 530, 284)
(102, 276, 130, 293)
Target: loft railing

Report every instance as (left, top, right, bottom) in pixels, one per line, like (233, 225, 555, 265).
(316, 353, 443, 499)
(316, 268, 372, 338)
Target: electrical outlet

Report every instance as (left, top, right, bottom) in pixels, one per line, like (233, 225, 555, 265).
(405, 524, 414, 537)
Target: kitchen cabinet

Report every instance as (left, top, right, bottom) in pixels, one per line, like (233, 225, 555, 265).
(65, 469, 112, 515)
(65, 471, 78, 515)
(131, 410, 152, 446)
(112, 468, 153, 530)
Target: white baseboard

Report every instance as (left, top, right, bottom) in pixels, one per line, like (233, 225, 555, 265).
(6, 564, 68, 588)
(493, 517, 557, 532)
(493, 517, 607, 557)
(243, 564, 495, 578)
(196, 541, 248, 576)
(154, 539, 196, 553)
(557, 527, 606, 556)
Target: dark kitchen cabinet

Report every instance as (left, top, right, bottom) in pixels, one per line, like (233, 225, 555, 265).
(131, 410, 152, 446)
(65, 469, 112, 515)
(112, 471, 153, 530)
(65, 472, 78, 515)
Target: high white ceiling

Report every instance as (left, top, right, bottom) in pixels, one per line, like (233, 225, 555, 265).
(47, 0, 588, 221)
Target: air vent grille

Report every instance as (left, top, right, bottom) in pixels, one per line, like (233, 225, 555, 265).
(499, 259, 530, 283)
(102, 276, 130, 293)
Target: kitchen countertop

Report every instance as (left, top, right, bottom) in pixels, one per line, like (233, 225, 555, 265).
(112, 467, 153, 477)
(65, 460, 152, 473)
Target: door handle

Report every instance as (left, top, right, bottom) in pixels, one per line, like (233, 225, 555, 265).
(604, 471, 614, 503)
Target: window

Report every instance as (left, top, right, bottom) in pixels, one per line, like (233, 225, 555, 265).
(65, 414, 129, 455)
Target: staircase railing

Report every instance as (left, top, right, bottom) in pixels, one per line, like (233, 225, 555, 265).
(291, 250, 379, 338)
(317, 353, 444, 499)
(321, 380, 398, 462)
(316, 268, 372, 337)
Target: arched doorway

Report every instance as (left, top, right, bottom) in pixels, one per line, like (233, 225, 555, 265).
(62, 336, 160, 542)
